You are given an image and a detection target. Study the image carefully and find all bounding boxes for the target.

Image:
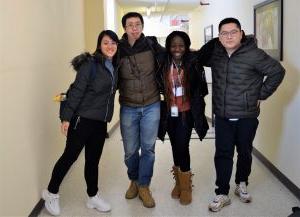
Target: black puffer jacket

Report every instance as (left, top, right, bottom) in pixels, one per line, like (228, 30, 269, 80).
(198, 35, 285, 118)
(158, 53, 209, 141)
(60, 53, 118, 122)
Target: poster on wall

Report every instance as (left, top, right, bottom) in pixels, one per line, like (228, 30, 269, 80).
(254, 0, 283, 60)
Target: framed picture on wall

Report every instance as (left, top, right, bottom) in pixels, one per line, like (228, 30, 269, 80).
(204, 24, 213, 43)
(254, 0, 283, 60)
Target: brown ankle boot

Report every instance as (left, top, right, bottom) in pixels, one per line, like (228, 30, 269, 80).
(125, 181, 138, 199)
(171, 166, 180, 199)
(138, 186, 155, 208)
(178, 170, 192, 205)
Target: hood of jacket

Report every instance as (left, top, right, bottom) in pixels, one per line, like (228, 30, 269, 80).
(71, 52, 93, 71)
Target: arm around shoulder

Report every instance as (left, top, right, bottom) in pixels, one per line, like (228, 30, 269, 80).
(195, 37, 218, 67)
(147, 36, 166, 54)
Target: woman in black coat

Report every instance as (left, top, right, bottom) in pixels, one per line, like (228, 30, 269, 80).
(42, 30, 119, 216)
(158, 31, 209, 205)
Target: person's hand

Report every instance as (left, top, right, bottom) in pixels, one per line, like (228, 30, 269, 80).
(61, 121, 70, 136)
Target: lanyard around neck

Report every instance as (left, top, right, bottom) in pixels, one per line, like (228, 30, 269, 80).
(172, 59, 182, 72)
(170, 63, 183, 97)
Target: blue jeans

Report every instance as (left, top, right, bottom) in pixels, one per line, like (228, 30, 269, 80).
(120, 101, 160, 186)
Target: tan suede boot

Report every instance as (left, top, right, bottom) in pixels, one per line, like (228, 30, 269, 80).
(178, 170, 192, 205)
(125, 181, 138, 199)
(171, 166, 180, 199)
(138, 186, 155, 208)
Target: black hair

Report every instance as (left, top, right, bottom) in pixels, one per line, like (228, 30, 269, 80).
(218, 17, 241, 32)
(165, 31, 191, 55)
(121, 12, 144, 28)
(93, 30, 119, 65)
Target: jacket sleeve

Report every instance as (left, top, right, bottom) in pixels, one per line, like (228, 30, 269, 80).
(147, 36, 166, 54)
(254, 49, 285, 100)
(190, 62, 209, 140)
(157, 100, 168, 141)
(191, 97, 209, 141)
(147, 36, 166, 94)
(195, 63, 209, 97)
(60, 62, 91, 121)
(195, 37, 218, 67)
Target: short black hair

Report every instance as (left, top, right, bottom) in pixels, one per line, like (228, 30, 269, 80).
(218, 17, 241, 32)
(121, 12, 144, 28)
(165, 31, 191, 54)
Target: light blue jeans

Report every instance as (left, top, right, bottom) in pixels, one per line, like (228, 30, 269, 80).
(120, 101, 160, 186)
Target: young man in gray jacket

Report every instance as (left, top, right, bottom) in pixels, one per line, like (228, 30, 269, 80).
(197, 17, 285, 212)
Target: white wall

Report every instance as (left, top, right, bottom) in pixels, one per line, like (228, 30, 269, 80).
(0, 0, 85, 215)
(104, 0, 117, 32)
(189, 0, 300, 187)
(263, 0, 300, 186)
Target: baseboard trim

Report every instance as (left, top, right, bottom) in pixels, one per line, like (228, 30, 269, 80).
(28, 199, 44, 217)
(253, 147, 300, 200)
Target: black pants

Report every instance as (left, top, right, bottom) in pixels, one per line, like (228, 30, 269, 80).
(167, 111, 193, 172)
(48, 116, 107, 197)
(214, 116, 259, 195)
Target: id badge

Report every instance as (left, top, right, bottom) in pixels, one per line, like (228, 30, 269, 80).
(171, 106, 179, 117)
(172, 87, 183, 97)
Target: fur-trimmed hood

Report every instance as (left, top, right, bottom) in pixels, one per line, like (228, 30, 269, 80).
(71, 52, 94, 71)
(71, 52, 115, 71)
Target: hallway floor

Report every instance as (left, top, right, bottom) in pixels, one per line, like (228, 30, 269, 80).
(39, 127, 299, 217)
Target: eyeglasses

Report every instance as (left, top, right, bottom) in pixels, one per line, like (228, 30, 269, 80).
(219, 30, 240, 38)
(125, 23, 143, 29)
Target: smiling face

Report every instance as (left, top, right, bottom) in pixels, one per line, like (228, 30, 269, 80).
(170, 36, 186, 62)
(100, 35, 117, 59)
(124, 17, 143, 42)
(219, 23, 243, 54)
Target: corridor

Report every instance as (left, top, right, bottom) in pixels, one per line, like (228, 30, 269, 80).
(39, 127, 299, 217)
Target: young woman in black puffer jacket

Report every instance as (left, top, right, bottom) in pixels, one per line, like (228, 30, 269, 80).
(42, 30, 119, 216)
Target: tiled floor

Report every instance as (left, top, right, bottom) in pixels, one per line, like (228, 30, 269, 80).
(39, 127, 299, 217)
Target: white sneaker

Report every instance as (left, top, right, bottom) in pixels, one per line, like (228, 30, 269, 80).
(86, 193, 111, 212)
(235, 182, 252, 203)
(208, 194, 231, 212)
(42, 189, 60, 216)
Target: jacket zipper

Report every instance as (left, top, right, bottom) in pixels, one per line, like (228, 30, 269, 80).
(223, 57, 230, 117)
(104, 69, 114, 122)
(73, 116, 80, 130)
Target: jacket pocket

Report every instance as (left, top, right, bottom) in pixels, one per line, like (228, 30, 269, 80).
(245, 92, 258, 112)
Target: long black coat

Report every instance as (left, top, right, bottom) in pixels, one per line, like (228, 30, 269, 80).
(157, 53, 209, 141)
